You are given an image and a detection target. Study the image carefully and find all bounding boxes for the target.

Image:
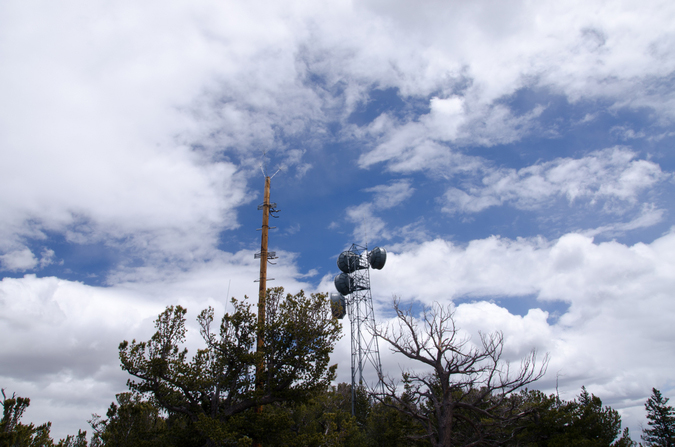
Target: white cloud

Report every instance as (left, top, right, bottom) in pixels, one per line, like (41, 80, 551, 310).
(444, 1, 673, 103)
(356, 103, 543, 172)
(343, 228, 675, 436)
(1, 0, 674, 441)
(584, 203, 666, 238)
(2, 0, 673, 267)
(346, 203, 387, 243)
(443, 147, 668, 214)
(454, 302, 553, 360)
(38, 249, 55, 269)
(0, 1, 269, 266)
(611, 125, 646, 141)
(346, 0, 675, 171)
(370, 230, 675, 307)
(364, 180, 415, 210)
(0, 248, 317, 439)
(367, 229, 675, 385)
(0, 249, 38, 271)
(344, 180, 415, 241)
(0, 275, 162, 438)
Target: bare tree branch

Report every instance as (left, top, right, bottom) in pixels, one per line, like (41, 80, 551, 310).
(374, 297, 549, 447)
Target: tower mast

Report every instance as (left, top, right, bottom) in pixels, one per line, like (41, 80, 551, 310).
(256, 176, 271, 392)
(253, 175, 278, 447)
(333, 244, 387, 415)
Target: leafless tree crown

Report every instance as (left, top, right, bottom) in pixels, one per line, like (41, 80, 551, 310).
(374, 299, 549, 447)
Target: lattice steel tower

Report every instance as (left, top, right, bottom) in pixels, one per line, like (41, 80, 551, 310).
(331, 244, 387, 415)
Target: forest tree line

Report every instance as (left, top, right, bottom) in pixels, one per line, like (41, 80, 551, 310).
(2, 288, 673, 446)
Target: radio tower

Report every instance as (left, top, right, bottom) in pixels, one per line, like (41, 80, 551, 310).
(332, 244, 387, 415)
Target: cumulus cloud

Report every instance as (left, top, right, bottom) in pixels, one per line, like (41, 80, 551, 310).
(356, 100, 544, 173)
(0, 248, 317, 439)
(326, 229, 674, 434)
(38, 249, 55, 269)
(0, 275, 163, 438)
(357, 120, 481, 174)
(367, 230, 675, 378)
(0, 249, 38, 271)
(369, 230, 675, 307)
(454, 302, 552, 360)
(0, 0, 268, 269)
(0, 247, 55, 272)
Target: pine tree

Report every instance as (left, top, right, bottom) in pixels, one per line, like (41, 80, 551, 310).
(118, 288, 342, 446)
(642, 388, 675, 447)
(1, 389, 56, 447)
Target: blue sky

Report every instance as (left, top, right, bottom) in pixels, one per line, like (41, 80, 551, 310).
(2, 0, 675, 440)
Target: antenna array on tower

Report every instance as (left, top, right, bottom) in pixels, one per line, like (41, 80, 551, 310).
(331, 243, 386, 415)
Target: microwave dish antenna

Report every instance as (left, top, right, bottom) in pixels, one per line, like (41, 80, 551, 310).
(331, 243, 386, 415)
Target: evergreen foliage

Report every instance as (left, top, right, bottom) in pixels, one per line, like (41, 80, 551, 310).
(89, 392, 167, 447)
(0, 383, 642, 447)
(642, 388, 675, 447)
(514, 387, 636, 446)
(0, 389, 88, 447)
(0, 390, 53, 447)
(1, 293, 653, 446)
(118, 287, 342, 445)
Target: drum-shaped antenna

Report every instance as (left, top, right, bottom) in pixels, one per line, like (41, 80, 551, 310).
(334, 273, 353, 295)
(337, 250, 365, 273)
(368, 246, 387, 270)
(329, 293, 347, 319)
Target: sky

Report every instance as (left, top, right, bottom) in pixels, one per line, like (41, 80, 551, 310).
(1, 0, 675, 440)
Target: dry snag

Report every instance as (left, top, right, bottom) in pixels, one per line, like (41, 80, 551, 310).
(374, 299, 549, 447)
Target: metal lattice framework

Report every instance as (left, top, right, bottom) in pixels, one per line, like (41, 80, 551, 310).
(333, 243, 385, 415)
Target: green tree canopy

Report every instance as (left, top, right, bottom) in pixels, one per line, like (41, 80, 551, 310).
(1, 390, 53, 447)
(642, 388, 675, 447)
(118, 288, 341, 445)
(514, 387, 636, 447)
(1, 389, 88, 447)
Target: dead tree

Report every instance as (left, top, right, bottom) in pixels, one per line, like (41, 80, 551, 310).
(374, 300, 549, 447)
